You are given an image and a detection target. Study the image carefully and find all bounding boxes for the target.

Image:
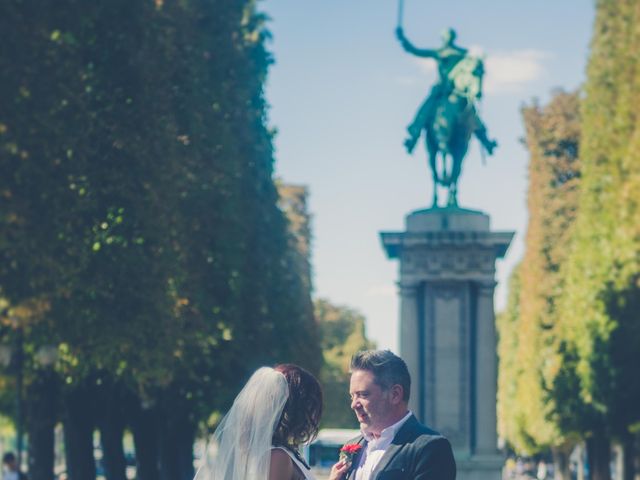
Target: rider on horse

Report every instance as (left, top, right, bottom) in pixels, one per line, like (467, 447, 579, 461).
(396, 27, 496, 156)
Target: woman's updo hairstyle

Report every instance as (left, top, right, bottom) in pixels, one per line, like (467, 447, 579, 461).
(272, 364, 323, 448)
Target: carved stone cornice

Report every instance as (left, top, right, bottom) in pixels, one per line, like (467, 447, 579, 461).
(381, 230, 514, 260)
(400, 247, 497, 278)
(476, 280, 498, 296)
(397, 282, 420, 298)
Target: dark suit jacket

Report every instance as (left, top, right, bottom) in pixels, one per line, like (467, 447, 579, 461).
(346, 414, 456, 480)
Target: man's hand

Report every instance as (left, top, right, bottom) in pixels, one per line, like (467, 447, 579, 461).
(328, 460, 350, 480)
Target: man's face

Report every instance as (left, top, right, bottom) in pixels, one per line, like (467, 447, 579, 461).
(349, 369, 396, 436)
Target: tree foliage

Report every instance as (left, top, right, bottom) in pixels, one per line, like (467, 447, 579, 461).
(500, 2, 640, 478)
(0, 1, 321, 477)
(276, 182, 322, 375)
(559, 0, 640, 446)
(315, 298, 375, 428)
(498, 90, 582, 455)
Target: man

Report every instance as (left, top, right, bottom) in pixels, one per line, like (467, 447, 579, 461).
(345, 350, 456, 480)
(2, 452, 27, 480)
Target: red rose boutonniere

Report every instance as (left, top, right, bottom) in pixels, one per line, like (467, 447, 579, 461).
(339, 443, 362, 466)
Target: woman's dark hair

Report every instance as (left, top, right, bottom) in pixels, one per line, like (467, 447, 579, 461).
(272, 364, 323, 447)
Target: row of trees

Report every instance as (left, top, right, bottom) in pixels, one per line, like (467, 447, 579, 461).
(0, 1, 322, 479)
(497, 1, 640, 479)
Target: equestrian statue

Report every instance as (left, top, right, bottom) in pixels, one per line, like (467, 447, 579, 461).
(396, 27, 497, 207)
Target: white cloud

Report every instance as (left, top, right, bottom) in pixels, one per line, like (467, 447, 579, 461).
(365, 284, 397, 298)
(398, 48, 550, 96)
(468, 45, 485, 57)
(484, 49, 550, 94)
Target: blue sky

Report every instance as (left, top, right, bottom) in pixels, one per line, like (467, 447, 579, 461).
(263, 1, 596, 351)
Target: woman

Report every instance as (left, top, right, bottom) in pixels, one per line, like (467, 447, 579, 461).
(194, 364, 349, 480)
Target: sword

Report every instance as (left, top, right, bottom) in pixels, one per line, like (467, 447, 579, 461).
(477, 99, 487, 165)
(480, 143, 487, 165)
(397, 0, 404, 28)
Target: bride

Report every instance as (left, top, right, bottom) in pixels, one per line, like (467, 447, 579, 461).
(194, 364, 349, 480)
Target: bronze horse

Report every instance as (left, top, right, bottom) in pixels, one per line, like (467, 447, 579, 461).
(423, 56, 496, 207)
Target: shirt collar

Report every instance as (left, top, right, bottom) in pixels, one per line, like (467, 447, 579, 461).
(362, 410, 412, 444)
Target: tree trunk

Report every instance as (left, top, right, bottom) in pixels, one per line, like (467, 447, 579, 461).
(177, 427, 196, 480)
(26, 370, 57, 480)
(577, 443, 586, 480)
(99, 381, 127, 480)
(131, 405, 160, 480)
(159, 410, 196, 480)
(101, 417, 127, 480)
(587, 434, 611, 480)
(63, 384, 96, 480)
(621, 430, 637, 480)
(552, 444, 573, 480)
(634, 432, 640, 480)
(614, 443, 624, 480)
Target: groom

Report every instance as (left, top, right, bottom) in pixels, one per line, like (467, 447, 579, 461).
(345, 350, 456, 479)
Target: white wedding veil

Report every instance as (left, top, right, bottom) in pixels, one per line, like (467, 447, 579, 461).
(194, 367, 289, 480)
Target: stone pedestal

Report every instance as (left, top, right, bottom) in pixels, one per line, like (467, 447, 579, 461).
(380, 207, 513, 480)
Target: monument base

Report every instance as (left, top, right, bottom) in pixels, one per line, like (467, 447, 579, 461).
(381, 206, 514, 480)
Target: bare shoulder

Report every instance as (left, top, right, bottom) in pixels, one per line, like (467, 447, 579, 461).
(269, 448, 294, 480)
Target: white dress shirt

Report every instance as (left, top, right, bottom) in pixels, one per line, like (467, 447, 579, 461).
(354, 411, 412, 480)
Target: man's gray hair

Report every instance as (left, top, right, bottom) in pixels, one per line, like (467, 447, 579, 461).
(350, 350, 411, 401)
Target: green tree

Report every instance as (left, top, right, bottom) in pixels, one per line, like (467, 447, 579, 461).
(315, 298, 375, 428)
(277, 182, 322, 374)
(497, 265, 527, 450)
(498, 91, 584, 479)
(0, 1, 322, 479)
(277, 183, 313, 293)
(521, 91, 583, 459)
(559, 2, 640, 479)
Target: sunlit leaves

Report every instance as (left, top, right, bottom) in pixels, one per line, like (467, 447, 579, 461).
(498, 91, 583, 455)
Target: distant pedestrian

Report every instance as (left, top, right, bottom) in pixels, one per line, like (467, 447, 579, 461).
(537, 460, 548, 480)
(2, 452, 27, 480)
